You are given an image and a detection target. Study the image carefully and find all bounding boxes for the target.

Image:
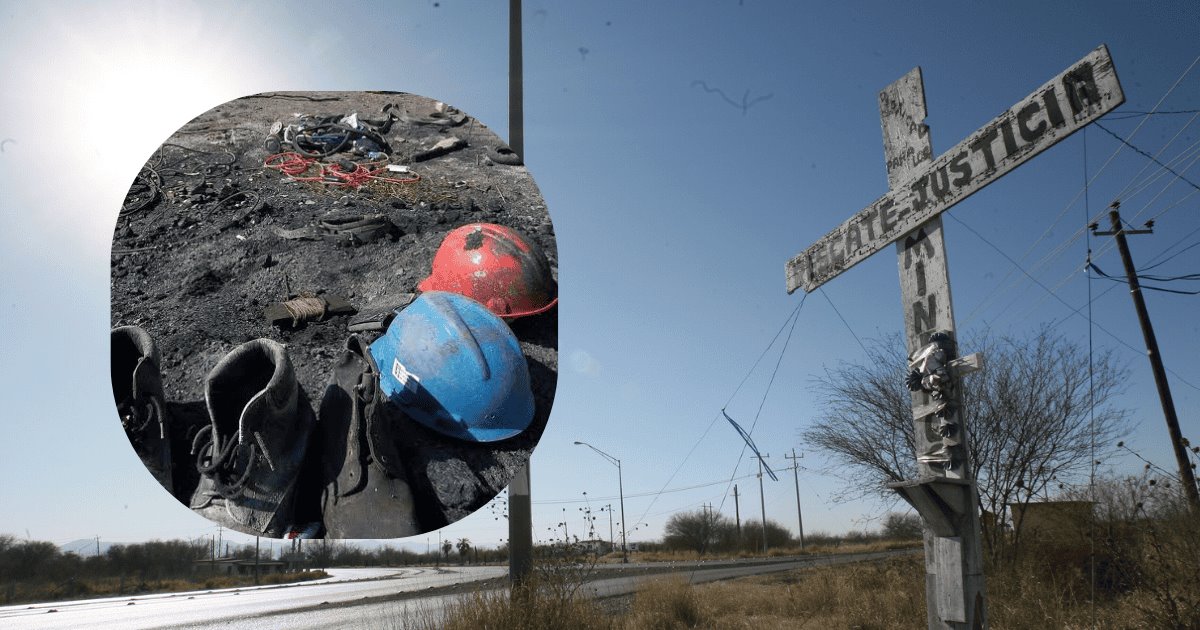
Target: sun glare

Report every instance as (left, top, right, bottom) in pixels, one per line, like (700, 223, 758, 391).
(11, 3, 278, 254)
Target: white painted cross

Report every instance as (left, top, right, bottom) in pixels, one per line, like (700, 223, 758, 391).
(785, 45, 1123, 630)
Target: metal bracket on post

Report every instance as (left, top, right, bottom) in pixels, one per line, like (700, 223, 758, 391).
(888, 476, 971, 537)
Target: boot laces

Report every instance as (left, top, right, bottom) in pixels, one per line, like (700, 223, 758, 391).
(192, 424, 257, 499)
(119, 396, 165, 445)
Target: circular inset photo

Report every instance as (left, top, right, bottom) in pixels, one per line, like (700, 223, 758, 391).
(109, 91, 556, 539)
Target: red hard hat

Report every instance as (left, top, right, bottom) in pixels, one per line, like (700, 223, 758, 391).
(417, 223, 557, 319)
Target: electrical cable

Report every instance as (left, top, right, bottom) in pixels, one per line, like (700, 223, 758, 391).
(716, 292, 806, 517)
(1089, 266, 1200, 294)
(965, 110, 1200, 329)
(624, 299, 806, 533)
(968, 140, 1199, 329)
(1105, 109, 1200, 120)
(1086, 52, 1200, 227)
(950, 213, 1200, 392)
(1094, 122, 1200, 193)
(533, 472, 760, 505)
(999, 180, 1198, 328)
(819, 287, 869, 354)
(120, 165, 162, 216)
(1139, 232, 1200, 272)
(969, 56, 1200, 325)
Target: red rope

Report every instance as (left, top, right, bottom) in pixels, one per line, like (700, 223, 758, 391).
(264, 153, 420, 188)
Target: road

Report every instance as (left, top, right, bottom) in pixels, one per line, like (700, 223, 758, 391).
(0, 551, 913, 629)
(0, 567, 504, 630)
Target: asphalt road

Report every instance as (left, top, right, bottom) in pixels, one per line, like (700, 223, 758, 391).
(1, 551, 915, 629)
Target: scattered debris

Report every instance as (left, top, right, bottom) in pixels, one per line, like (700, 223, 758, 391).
(390, 100, 467, 127)
(272, 213, 397, 247)
(264, 112, 396, 158)
(346, 293, 417, 332)
(264, 292, 357, 328)
(488, 145, 523, 166)
(412, 136, 468, 162)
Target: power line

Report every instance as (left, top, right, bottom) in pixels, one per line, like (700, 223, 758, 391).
(1104, 109, 1200, 120)
(957, 56, 1200, 330)
(965, 119, 1200, 329)
(1089, 264, 1200, 295)
(627, 298, 806, 534)
(717, 293, 806, 515)
(533, 472, 760, 505)
(948, 213, 1200, 391)
(819, 287, 869, 354)
(1094, 122, 1200, 193)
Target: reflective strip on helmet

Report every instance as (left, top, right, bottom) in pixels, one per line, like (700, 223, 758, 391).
(391, 358, 421, 394)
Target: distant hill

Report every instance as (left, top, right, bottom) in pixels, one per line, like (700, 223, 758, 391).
(58, 539, 115, 557)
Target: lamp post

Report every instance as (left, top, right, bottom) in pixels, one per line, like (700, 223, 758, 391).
(574, 441, 628, 563)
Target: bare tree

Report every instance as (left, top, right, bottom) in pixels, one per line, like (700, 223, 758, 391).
(881, 512, 923, 540)
(803, 327, 1129, 561)
(663, 508, 726, 555)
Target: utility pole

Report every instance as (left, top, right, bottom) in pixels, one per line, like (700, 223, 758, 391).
(702, 502, 713, 555)
(606, 504, 614, 551)
(785, 449, 806, 549)
(506, 0, 534, 591)
(95, 535, 100, 558)
(733, 485, 742, 538)
(1092, 203, 1200, 510)
(254, 536, 260, 585)
(758, 454, 770, 554)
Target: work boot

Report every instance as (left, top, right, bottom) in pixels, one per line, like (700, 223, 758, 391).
(189, 339, 314, 537)
(110, 326, 173, 495)
(319, 335, 420, 538)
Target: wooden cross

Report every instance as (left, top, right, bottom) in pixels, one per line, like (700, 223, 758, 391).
(785, 46, 1123, 629)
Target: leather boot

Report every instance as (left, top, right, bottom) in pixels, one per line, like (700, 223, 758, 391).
(189, 339, 314, 537)
(111, 326, 173, 495)
(320, 335, 420, 538)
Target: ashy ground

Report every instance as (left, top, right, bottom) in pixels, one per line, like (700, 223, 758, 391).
(110, 91, 557, 533)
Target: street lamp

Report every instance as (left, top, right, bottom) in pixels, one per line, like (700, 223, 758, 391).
(574, 441, 628, 563)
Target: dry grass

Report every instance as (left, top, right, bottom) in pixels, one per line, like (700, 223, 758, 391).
(393, 556, 925, 630)
(374, 574, 611, 630)
(623, 557, 926, 629)
(384, 512, 1200, 629)
(613, 540, 918, 564)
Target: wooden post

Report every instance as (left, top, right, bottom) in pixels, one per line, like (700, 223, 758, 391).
(879, 68, 986, 629)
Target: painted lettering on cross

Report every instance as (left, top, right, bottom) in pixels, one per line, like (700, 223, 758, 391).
(903, 228, 939, 337)
(786, 44, 1123, 293)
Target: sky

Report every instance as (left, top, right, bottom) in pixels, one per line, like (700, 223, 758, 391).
(1, 1, 1198, 554)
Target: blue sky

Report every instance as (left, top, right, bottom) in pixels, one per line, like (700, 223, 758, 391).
(1, 1, 1198, 552)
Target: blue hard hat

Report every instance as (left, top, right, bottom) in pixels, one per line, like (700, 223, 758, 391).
(369, 291, 535, 442)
